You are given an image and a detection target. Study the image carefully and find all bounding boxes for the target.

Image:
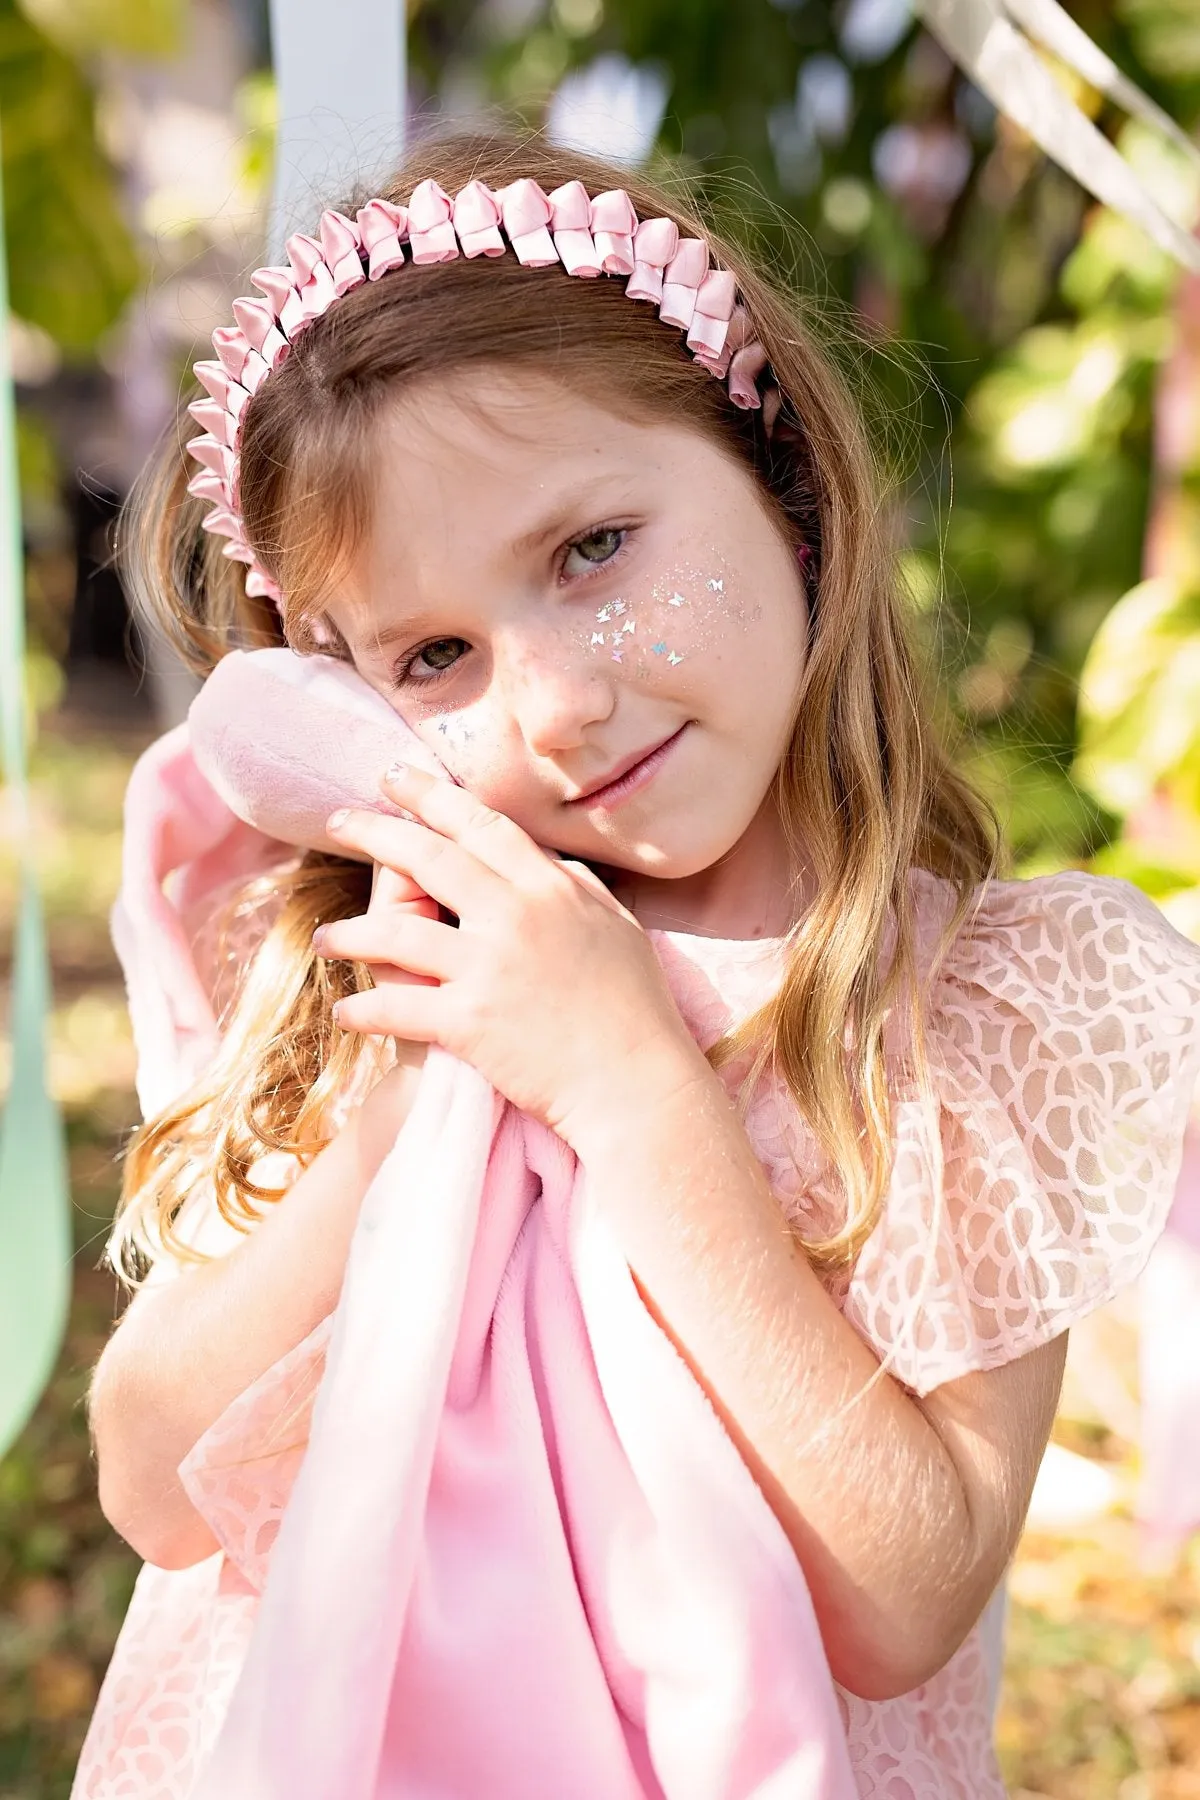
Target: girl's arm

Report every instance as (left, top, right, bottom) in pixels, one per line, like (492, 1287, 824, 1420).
(567, 1057, 1067, 1705)
(89, 1054, 425, 1571)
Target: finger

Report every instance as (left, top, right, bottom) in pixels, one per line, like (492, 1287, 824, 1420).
(378, 764, 553, 886)
(326, 808, 503, 919)
(314, 911, 461, 980)
(371, 861, 436, 913)
(333, 984, 442, 1042)
(368, 960, 440, 991)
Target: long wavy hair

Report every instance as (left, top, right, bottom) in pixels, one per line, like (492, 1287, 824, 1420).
(107, 129, 1004, 1290)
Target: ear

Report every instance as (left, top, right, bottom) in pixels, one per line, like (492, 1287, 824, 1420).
(188, 648, 451, 857)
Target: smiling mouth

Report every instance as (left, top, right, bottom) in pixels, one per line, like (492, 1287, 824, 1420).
(566, 725, 688, 809)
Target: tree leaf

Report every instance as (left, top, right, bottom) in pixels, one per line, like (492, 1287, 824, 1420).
(0, 2, 139, 351)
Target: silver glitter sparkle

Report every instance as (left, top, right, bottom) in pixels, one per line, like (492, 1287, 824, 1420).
(613, 598, 627, 615)
(668, 592, 685, 607)
(611, 648, 623, 662)
(707, 577, 724, 592)
(667, 650, 684, 665)
(591, 632, 606, 645)
(595, 604, 612, 623)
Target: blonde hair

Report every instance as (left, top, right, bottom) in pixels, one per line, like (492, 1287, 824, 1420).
(108, 129, 1004, 1289)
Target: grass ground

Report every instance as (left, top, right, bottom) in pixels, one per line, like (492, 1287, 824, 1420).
(2, 693, 1198, 1798)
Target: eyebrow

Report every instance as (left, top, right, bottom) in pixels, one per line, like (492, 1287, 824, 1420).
(351, 614, 443, 658)
(508, 481, 624, 559)
(350, 476, 636, 658)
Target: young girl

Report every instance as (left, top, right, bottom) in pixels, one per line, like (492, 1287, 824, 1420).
(76, 132, 1200, 1799)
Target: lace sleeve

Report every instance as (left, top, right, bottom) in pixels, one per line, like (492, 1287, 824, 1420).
(843, 870, 1200, 1395)
(122, 1149, 332, 1591)
(177, 1315, 334, 1592)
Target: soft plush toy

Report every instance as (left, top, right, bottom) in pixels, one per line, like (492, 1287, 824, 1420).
(188, 646, 449, 858)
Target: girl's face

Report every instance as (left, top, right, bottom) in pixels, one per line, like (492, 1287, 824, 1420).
(325, 369, 811, 937)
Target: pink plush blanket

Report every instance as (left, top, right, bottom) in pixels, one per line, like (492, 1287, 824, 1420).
(96, 649, 859, 1799)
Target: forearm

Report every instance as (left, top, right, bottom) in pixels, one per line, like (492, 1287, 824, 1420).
(568, 1054, 989, 1700)
(90, 1059, 420, 1568)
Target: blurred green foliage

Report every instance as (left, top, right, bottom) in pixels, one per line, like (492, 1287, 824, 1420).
(18, 0, 184, 60)
(0, 0, 144, 353)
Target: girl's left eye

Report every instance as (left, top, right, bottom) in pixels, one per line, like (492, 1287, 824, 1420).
(389, 637, 468, 689)
(562, 525, 627, 578)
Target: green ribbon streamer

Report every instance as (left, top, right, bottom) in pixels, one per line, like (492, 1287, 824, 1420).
(0, 112, 71, 1462)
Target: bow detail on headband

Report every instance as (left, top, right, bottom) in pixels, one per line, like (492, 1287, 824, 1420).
(186, 178, 768, 613)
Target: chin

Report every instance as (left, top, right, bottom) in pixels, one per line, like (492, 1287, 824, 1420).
(594, 827, 745, 883)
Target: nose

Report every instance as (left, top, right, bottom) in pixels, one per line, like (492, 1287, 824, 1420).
(496, 629, 615, 759)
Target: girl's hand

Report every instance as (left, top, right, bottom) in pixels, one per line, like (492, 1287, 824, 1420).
(314, 764, 712, 1151)
(360, 859, 437, 1078)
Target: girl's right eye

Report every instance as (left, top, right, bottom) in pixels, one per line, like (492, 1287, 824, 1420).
(390, 637, 469, 688)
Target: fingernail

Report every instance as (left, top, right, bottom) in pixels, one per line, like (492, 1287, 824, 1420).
(311, 925, 327, 950)
(383, 762, 410, 786)
(327, 808, 349, 830)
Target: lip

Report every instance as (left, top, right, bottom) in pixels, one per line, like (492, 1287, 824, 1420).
(566, 725, 688, 808)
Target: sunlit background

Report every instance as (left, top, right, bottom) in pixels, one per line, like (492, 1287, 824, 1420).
(4, 1, 1200, 1794)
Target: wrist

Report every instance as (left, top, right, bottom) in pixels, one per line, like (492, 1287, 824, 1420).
(357, 1051, 427, 1160)
(558, 1039, 717, 1162)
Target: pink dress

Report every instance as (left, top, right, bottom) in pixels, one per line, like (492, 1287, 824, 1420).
(73, 866, 1200, 1799)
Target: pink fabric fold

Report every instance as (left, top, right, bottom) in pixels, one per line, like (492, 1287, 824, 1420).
(550, 179, 602, 276)
(355, 200, 408, 278)
(407, 179, 459, 265)
(108, 721, 288, 1118)
(452, 179, 506, 257)
(318, 210, 367, 295)
(498, 178, 559, 267)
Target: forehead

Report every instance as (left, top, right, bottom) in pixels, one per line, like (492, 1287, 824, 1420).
(372, 365, 659, 495)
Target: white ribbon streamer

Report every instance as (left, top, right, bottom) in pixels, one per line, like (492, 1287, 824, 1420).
(913, 0, 1200, 272)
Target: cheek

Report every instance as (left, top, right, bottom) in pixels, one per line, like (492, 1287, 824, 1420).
(410, 699, 496, 769)
(570, 550, 765, 680)
(406, 698, 531, 810)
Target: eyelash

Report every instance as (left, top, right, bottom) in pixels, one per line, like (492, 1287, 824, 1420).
(387, 522, 634, 690)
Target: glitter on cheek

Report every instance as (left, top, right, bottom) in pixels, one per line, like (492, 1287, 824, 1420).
(636, 552, 749, 672)
(424, 710, 476, 748)
(569, 547, 762, 680)
(407, 702, 511, 784)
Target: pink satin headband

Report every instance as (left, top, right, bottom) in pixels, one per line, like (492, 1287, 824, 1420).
(185, 176, 771, 612)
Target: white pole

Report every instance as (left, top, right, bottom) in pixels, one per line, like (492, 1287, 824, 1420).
(267, 0, 407, 256)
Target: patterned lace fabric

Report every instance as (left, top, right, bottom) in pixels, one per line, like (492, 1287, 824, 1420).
(73, 867, 1200, 1799)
